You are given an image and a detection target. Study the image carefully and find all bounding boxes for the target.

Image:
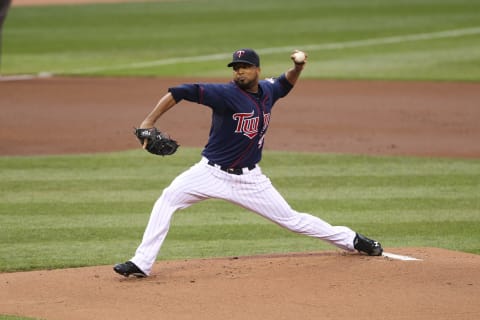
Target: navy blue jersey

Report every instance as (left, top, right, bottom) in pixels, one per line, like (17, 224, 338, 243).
(169, 73, 293, 168)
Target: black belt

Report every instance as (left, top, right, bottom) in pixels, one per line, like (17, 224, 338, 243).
(207, 160, 255, 175)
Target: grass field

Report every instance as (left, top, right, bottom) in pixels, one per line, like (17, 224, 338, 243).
(2, 0, 480, 80)
(0, 316, 38, 320)
(1, 148, 479, 273)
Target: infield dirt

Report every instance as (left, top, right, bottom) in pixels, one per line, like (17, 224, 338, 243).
(1, 77, 480, 158)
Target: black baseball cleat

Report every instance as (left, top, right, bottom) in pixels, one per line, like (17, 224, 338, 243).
(354, 233, 383, 256)
(113, 261, 147, 278)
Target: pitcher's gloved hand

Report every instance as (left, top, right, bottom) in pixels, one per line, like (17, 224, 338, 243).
(134, 127, 179, 156)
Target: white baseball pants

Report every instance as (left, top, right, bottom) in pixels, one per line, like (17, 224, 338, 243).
(131, 157, 356, 275)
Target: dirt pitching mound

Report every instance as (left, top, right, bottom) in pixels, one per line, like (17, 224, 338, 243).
(1, 248, 479, 320)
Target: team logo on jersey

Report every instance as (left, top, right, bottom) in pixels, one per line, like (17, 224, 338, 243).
(233, 111, 271, 139)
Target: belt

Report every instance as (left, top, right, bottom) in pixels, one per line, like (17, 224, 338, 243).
(207, 160, 256, 175)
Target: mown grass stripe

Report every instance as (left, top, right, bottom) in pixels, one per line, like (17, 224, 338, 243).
(4, 0, 480, 80)
(0, 149, 478, 273)
(68, 27, 480, 74)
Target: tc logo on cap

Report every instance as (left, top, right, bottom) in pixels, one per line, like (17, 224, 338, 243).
(236, 50, 246, 58)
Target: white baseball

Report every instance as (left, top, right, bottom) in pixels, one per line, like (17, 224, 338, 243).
(293, 51, 306, 64)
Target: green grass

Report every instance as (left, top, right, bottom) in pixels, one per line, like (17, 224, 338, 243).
(0, 148, 479, 273)
(0, 316, 41, 320)
(2, 0, 480, 80)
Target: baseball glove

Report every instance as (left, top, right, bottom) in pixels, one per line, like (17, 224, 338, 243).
(134, 127, 179, 156)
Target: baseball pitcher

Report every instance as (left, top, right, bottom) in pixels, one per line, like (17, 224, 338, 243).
(114, 48, 383, 278)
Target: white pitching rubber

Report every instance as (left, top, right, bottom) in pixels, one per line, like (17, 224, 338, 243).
(382, 252, 422, 261)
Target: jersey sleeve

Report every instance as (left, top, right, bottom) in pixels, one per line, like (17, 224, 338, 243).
(169, 83, 229, 111)
(263, 73, 293, 103)
(168, 84, 201, 103)
(273, 73, 293, 99)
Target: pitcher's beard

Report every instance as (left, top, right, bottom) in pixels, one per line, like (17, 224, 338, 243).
(234, 75, 259, 92)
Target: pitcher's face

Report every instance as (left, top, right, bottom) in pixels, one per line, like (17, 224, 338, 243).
(232, 63, 260, 92)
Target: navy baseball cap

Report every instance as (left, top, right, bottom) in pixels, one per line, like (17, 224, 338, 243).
(227, 48, 260, 67)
